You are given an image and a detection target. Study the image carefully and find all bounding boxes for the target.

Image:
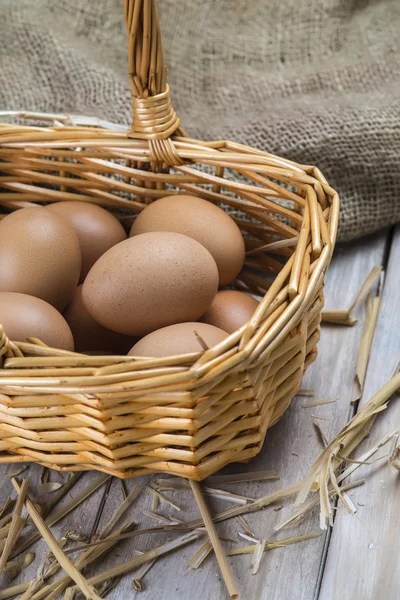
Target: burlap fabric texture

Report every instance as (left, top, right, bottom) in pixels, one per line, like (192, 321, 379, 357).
(0, 0, 399, 241)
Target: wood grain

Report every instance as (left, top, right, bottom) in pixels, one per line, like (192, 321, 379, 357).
(0, 231, 390, 599)
(319, 226, 400, 600)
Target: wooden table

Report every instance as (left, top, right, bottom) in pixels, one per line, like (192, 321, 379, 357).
(0, 226, 399, 600)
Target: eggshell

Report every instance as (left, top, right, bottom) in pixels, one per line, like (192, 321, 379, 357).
(129, 195, 245, 286)
(48, 202, 127, 281)
(201, 290, 259, 334)
(0, 208, 81, 311)
(0, 292, 74, 350)
(64, 285, 136, 353)
(128, 322, 228, 357)
(82, 232, 219, 336)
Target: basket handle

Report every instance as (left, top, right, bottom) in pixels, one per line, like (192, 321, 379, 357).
(124, 0, 183, 163)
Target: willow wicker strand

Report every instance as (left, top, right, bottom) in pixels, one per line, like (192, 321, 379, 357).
(0, 0, 339, 480)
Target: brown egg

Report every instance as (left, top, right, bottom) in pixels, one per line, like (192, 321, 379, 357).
(64, 285, 136, 353)
(128, 322, 228, 357)
(82, 232, 219, 337)
(0, 292, 74, 350)
(0, 208, 81, 311)
(48, 202, 127, 282)
(129, 195, 245, 286)
(201, 290, 259, 334)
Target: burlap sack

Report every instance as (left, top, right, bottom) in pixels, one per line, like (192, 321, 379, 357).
(0, 0, 399, 240)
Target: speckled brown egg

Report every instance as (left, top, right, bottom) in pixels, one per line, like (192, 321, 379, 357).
(0, 292, 74, 350)
(201, 290, 259, 334)
(82, 232, 219, 337)
(64, 285, 136, 353)
(47, 202, 127, 282)
(0, 208, 81, 311)
(129, 195, 245, 286)
(128, 322, 228, 357)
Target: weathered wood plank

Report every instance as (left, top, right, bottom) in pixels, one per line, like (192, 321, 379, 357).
(319, 225, 400, 600)
(0, 231, 389, 599)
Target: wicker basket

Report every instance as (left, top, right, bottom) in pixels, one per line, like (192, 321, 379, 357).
(0, 0, 339, 480)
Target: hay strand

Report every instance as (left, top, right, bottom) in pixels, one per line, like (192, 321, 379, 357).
(189, 480, 239, 599)
(188, 539, 213, 570)
(227, 533, 319, 556)
(11, 479, 103, 600)
(206, 470, 280, 485)
(353, 293, 381, 401)
(146, 485, 181, 511)
(296, 372, 400, 528)
(11, 473, 109, 558)
(100, 476, 150, 538)
(0, 478, 28, 573)
(70, 530, 203, 591)
(322, 266, 381, 326)
(303, 398, 337, 408)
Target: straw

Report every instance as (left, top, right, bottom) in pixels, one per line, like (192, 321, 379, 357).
(353, 293, 381, 401)
(321, 266, 381, 326)
(31, 524, 135, 600)
(69, 531, 204, 591)
(146, 485, 181, 511)
(132, 556, 157, 590)
(11, 473, 109, 558)
(11, 479, 103, 600)
(189, 480, 239, 599)
(100, 476, 150, 538)
(252, 539, 267, 574)
(235, 515, 255, 537)
(206, 470, 280, 485)
(0, 479, 28, 573)
(188, 539, 213, 570)
(227, 533, 320, 556)
(303, 398, 337, 408)
(296, 372, 400, 528)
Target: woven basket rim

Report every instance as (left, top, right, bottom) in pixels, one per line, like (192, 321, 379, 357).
(0, 110, 339, 370)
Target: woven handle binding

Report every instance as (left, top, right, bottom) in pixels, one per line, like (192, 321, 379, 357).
(124, 0, 183, 164)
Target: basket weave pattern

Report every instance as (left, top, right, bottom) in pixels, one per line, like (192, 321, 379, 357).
(0, 0, 339, 479)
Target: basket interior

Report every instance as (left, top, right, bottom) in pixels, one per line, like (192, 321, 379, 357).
(0, 119, 330, 307)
